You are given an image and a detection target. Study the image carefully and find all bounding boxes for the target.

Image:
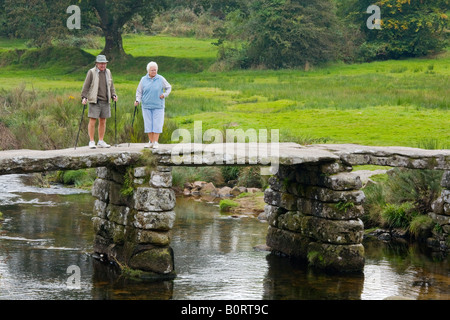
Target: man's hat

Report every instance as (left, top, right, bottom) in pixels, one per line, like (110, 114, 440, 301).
(96, 55, 108, 63)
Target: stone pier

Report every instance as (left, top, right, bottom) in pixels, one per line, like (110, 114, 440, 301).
(265, 160, 365, 273)
(429, 170, 450, 252)
(91, 164, 176, 278)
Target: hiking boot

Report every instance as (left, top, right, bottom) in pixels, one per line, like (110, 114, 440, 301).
(97, 140, 111, 148)
(89, 141, 96, 149)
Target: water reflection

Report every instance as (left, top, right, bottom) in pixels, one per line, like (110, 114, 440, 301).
(91, 260, 174, 300)
(362, 239, 450, 300)
(263, 255, 365, 300)
(0, 174, 449, 300)
(172, 197, 269, 300)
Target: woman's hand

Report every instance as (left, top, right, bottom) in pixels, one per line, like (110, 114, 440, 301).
(160, 94, 165, 99)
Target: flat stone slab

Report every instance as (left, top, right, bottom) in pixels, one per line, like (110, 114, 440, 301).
(155, 142, 338, 166)
(314, 144, 450, 170)
(0, 143, 448, 175)
(315, 144, 450, 158)
(0, 145, 145, 174)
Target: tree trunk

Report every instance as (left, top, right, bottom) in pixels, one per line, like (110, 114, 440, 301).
(92, 0, 128, 61)
(101, 27, 126, 60)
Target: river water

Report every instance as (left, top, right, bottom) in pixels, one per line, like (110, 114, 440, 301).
(0, 174, 448, 300)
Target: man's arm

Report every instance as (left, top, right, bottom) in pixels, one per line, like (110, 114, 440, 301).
(81, 70, 93, 100)
(110, 72, 117, 99)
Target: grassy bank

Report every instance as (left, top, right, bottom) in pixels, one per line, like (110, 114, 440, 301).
(0, 34, 449, 150)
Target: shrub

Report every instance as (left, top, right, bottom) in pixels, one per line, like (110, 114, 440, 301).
(237, 166, 268, 188)
(361, 181, 386, 228)
(219, 199, 239, 212)
(215, 0, 343, 69)
(221, 166, 242, 184)
(381, 202, 416, 229)
(384, 169, 442, 214)
(171, 167, 223, 188)
(345, 0, 449, 60)
(55, 169, 96, 187)
(363, 168, 443, 239)
(409, 215, 434, 239)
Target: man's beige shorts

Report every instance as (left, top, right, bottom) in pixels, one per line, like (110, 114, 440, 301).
(88, 101, 111, 119)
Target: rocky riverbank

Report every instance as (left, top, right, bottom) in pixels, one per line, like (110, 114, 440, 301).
(176, 180, 266, 218)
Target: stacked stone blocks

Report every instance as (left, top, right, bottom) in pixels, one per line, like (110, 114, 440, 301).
(429, 170, 450, 252)
(91, 165, 176, 278)
(265, 160, 365, 272)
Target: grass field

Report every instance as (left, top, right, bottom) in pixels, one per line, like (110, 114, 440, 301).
(0, 34, 449, 150)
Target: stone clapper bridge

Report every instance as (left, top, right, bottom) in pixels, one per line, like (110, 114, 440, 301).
(0, 142, 449, 278)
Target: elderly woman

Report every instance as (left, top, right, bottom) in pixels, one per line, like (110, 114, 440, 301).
(135, 61, 172, 149)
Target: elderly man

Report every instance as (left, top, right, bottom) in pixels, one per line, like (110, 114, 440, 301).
(81, 55, 118, 149)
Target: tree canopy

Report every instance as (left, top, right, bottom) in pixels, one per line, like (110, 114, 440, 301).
(340, 0, 449, 60)
(218, 0, 343, 69)
(0, 0, 448, 67)
(0, 0, 167, 59)
(1, 0, 69, 47)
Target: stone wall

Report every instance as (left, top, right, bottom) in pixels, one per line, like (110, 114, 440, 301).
(429, 170, 450, 252)
(91, 165, 176, 278)
(264, 160, 365, 273)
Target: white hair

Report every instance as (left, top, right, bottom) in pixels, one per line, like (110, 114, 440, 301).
(147, 61, 158, 72)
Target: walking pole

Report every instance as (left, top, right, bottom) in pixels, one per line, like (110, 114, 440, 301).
(74, 103, 86, 150)
(129, 103, 138, 147)
(114, 100, 117, 147)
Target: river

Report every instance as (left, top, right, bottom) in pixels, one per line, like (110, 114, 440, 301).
(0, 174, 448, 300)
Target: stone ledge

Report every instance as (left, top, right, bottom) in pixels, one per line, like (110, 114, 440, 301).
(307, 242, 365, 273)
(275, 212, 364, 245)
(266, 226, 309, 260)
(133, 187, 176, 212)
(133, 210, 176, 231)
(297, 197, 364, 220)
(264, 187, 365, 208)
(441, 171, 450, 188)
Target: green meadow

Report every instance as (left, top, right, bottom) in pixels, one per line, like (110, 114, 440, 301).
(0, 34, 449, 150)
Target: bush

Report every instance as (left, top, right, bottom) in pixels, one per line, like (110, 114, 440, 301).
(0, 85, 88, 150)
(53, 36, 103, 50)
(409, 215, 434, 239)
(363, 168, 443, 237)
(384, 169, 442, 214)
(237, 166, 268, 188)
(381, 202, 417, 229)
(219, 199, 239, 212)
(221, 166, 242, 183)
(347, 0, 449, 61)
(362, 181, 386, 228)
(215, 0, 343, 69)
(151, 8, 222, 38)
(55, 169, 96, 187)
(171, 166, 223, 188)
